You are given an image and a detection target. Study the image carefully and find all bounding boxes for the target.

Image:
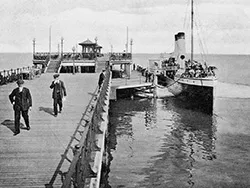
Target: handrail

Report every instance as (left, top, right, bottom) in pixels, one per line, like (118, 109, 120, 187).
(62, 67, 111, 188)
(45, 87, 99, 188)
(46, 62, 111, 188)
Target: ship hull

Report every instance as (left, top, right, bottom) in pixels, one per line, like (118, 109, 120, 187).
(177, 83, 214, 114)
(158, 75, 216, 114)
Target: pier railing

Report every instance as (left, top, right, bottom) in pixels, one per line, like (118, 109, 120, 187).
(109, 52, 132, 60)
(33, 52, 104, 71)
(33, 52, 59, 60)
(62, 52, 97, 60)
(0, 66, 42, 86)
(46, 63, 111, 188)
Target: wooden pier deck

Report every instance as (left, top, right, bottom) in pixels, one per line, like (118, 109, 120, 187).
(110, 70, 153, 100)
(0, 73, 100, 187)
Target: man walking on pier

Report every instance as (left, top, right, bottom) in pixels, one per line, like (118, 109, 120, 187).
(9, 79, 32, 136)
(98, 69, 105, 91)
(50, 74, 67, 117)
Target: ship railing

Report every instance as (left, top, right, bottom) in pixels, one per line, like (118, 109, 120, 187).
(0, 66, 42, 86)
(161, 66, 179, 71)
(46, 62, 111, 188)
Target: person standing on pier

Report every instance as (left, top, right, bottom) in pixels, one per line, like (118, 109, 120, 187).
(98, 69, 105, 91)
(50, 74, 67, 117)
(9, 79, 32, 136)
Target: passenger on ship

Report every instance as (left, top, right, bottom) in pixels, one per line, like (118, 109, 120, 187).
(195, 69, 201, 78)
(145, 69, 149, 82)
(50, 74, 67, 117)
(148, 72, 152, 82)
(9, 79, 32, 136)
(189, 69, 195, 77)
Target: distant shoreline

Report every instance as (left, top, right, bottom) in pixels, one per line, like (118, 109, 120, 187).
(0, 52, 249, 56)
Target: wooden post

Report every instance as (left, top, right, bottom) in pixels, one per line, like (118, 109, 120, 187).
(61, 37, 64, 58)
(126, 26, 128, 53)
(72, 46, 76, 75)
(33, 38, 36, 56)
(58, 43, 60, 55)
(130, 38, 133, 58)
(49, 26, 51, 61)
(153, 71, 158, 98)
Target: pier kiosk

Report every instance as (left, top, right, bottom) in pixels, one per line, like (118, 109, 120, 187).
(59, 39, 103, 73)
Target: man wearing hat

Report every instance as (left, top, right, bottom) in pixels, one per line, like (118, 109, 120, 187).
(50, 74, 67, 117)
(9, 79, 32, 136)
(98, 69, 105, 90)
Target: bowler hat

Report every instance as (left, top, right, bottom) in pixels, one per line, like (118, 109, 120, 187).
(16, 79, 24, 85)
(53, 74, 60, 78)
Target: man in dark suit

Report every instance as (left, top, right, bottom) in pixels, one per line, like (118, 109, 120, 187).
(98, 69, 105, 90)
(50, 74, 66, 117)
(9, 79, 32, 136)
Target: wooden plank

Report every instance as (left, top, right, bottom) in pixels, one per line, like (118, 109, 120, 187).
(0, 73, 99, 187)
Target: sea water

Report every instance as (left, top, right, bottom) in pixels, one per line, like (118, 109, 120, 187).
(104, 54, 250, 188)
(0, 53, 33, 71)
(0, 53, 250, 187)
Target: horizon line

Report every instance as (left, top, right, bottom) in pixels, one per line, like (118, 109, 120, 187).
(1, 52, 250, 56)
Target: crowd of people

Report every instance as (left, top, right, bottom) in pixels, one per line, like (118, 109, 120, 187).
(135, 65, 154, 83)
(161, 57, 216, 78)
(183, 60, 215, 78)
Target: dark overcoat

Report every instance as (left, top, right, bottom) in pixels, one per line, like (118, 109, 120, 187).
(50, 80, 67, 99)
(9, 87, 32, 111)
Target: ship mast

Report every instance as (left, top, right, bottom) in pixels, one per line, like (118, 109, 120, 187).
(126, 26, 129, 53)
(191, 0, 194, 63)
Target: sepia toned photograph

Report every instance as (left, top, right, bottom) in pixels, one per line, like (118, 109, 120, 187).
(0, 0, 250, 187)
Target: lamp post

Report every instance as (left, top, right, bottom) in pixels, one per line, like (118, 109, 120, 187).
(61, 37, 64, 58)
(72, 46, 76, 75)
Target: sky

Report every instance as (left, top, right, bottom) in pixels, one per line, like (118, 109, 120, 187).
(1, 0, 250, 54)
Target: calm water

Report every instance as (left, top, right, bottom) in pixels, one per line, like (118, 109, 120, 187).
(0, 53, 33, 71)
(0, 53, 250, 187)
(103, 54, 250, 188)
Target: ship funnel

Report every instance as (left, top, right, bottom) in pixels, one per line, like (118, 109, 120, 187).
(176, 32, 186, 55)
(173, 34, 178, 58)
(176, 32, 186, 70)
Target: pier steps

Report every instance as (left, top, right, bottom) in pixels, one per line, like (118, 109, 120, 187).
(0, 73, 99, 187)
(96, 56, 109, 73)
(46, 60, 61, 73)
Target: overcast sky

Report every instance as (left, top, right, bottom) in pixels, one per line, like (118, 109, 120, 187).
(1, 0, 250, 54)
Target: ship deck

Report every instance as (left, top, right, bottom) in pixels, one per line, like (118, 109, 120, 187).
(0, 73, 99, 187)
